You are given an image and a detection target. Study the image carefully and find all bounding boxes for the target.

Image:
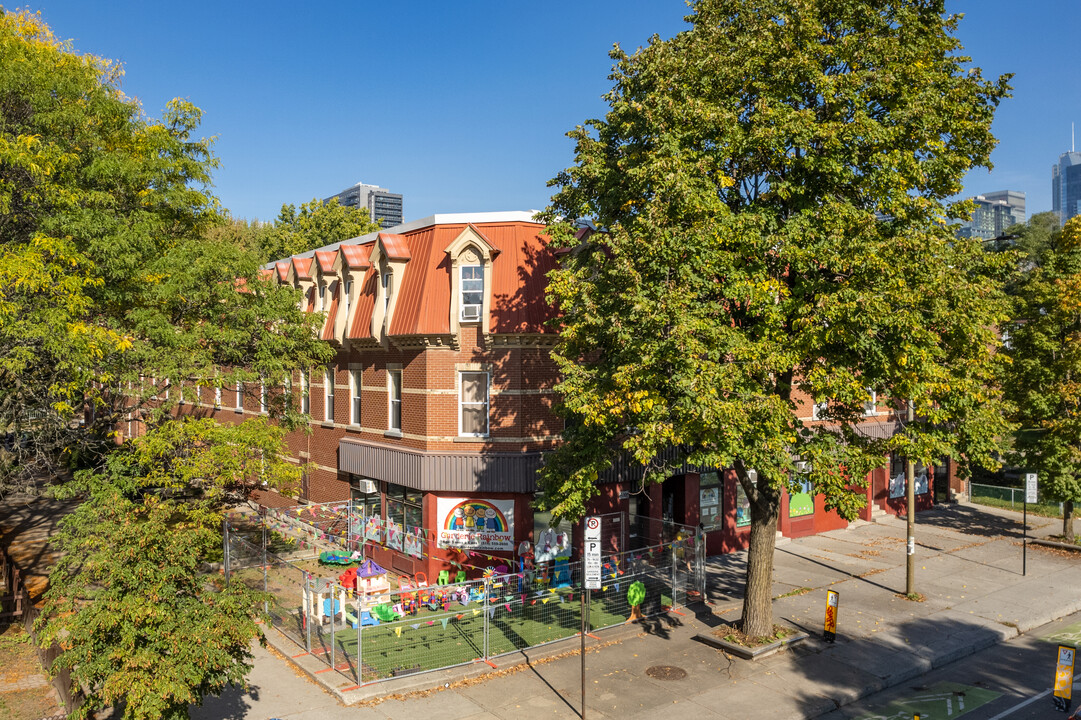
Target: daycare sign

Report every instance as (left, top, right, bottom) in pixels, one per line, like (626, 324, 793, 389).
(436, 497, 514, 551)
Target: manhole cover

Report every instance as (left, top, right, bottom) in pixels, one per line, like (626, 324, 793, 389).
(645, 665, 687, 680)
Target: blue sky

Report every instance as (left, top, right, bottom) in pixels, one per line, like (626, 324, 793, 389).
(31, 1, 1081, 224)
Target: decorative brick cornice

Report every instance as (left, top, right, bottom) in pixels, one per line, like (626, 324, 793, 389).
(483, 333, 559, 348)
(390, 334, 458, 350)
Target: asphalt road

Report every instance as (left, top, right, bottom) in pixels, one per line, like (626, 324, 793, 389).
(822, 609, 1081, 720)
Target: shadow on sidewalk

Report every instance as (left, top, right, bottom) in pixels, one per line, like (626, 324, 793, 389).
(915, 504, 1027, 540)
(189, 681, 261, 720)
(779, 614, 1053, 717)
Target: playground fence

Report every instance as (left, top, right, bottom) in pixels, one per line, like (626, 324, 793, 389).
(222, 518, 703, 687)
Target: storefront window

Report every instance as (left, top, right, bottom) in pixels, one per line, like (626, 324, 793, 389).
(735, 478, 751, 528)
(386, 482, 423, 530)
(889, 454, 929, 498)
(789, 475, 814, 518)
(699, 471, 723, 530)
(349, 477, 381, 519)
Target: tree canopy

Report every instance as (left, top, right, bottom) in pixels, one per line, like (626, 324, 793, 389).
(1004, 215, 1081, 540)
(541, 0, 1011, 635)
(0, 10, 330, 494)
(0, 10, 332, 717)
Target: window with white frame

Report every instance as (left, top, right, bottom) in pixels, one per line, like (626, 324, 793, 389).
(344, 280, 352, 321)
(863, 390, 877, 416)
(318, 282, 326, 311)
(382, 272, 392, 312)
(259, 378, 267, 413)
(350, 369, 362, 425)
(460, 265, 483, 321)
(300, 370, 310, 414)
(459, 371, 489, 436)
(163, 378, 170, 401)
(811, 399, 827, 421)
(324, 368, 335, 422)
(214, 384, 222, 409)
(235, 380, 243, 412)
(388, 369, 402, 432)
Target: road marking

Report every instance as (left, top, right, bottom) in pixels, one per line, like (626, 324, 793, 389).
(984, 672, 1080, 720)
(853, 682, 999, 720)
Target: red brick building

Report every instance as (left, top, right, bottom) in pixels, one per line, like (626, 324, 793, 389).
(266, 212, 560, 578)
(176, 211, 958, 575)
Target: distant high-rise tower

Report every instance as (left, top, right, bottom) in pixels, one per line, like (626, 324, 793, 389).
(1053, 151, 1081, 227)
(954, 190, 1026, 241)
(324, 182, 404, 229)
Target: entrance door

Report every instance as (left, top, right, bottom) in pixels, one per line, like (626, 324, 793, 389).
(933, 460, 950, 503)
(662, 476, 685, 525)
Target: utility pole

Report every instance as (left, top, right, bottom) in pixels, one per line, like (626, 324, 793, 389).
(906, 401, 916, 596)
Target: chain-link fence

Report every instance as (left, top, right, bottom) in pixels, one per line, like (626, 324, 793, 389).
(970, 482, 1064, 513)
(223, 517, 703, 687)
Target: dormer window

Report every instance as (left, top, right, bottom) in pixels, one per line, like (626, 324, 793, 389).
(382, 272, 392, 312)
(318, 283, 325, 310)
(461, 265, 483, 321)
(444, 226, 496, 339)
(344, 280, 352, 320)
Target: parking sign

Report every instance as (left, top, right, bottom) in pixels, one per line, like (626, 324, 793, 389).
(584, 517, 601, 590)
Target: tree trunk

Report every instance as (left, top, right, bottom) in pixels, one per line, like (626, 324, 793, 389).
(741, 490, 780, 638)
(1065, 500, 1075, 543)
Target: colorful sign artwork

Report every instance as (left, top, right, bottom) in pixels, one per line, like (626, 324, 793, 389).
(789, 477, 814, 518)
(436, 498, 514, 551)
(735, 481, 751, 528)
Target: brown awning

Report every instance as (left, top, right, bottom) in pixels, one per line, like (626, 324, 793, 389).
(338, 438, 542, 494)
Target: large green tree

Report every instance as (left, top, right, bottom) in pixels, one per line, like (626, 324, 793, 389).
(0, 10, 331, 716)
(541, 0, 1011, 636)
(0, 9, 330, 494)
(1004, 216, 1081, 541)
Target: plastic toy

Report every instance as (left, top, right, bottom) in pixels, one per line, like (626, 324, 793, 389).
(627, 580, 646, 621)
(318, 550, 354, 566)
(357, 559, 390, 596)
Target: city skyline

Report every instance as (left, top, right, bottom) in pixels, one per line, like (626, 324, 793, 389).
(30, 1, 1081, 225)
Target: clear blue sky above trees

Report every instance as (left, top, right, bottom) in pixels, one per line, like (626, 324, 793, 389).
(33, 0, 1080, 223)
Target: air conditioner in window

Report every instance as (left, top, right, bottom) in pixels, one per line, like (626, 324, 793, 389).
(461, 304, 481, 321)
(354, 478, 378, 495)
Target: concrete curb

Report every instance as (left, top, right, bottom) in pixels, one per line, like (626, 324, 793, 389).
(1031, 538, 1081, 552)
(804, 599, 1081, 717)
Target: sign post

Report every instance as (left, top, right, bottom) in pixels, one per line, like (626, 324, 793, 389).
(582, 517, 601, 719)
(823, 590, 839, 643)
(1024, 473, 1038, 576)
(1054, 644, 1076, 712)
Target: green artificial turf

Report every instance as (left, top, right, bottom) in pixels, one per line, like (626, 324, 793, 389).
(321, 578, 674, 680)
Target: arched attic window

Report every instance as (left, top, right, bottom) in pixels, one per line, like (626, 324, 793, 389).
(444, 225, 498, 339)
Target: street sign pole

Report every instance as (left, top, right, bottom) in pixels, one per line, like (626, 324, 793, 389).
(1024, 473, 1038, 577)
(583, 516, 602, 720)
(580, 589, 585, 720)
(905, 402, 916, 596)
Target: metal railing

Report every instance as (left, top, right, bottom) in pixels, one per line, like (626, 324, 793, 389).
(969, 482, 1063, 512)
(223, 519, 704, 687)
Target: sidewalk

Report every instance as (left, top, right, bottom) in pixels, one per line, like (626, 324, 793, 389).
(192, 502, 1081, 719)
